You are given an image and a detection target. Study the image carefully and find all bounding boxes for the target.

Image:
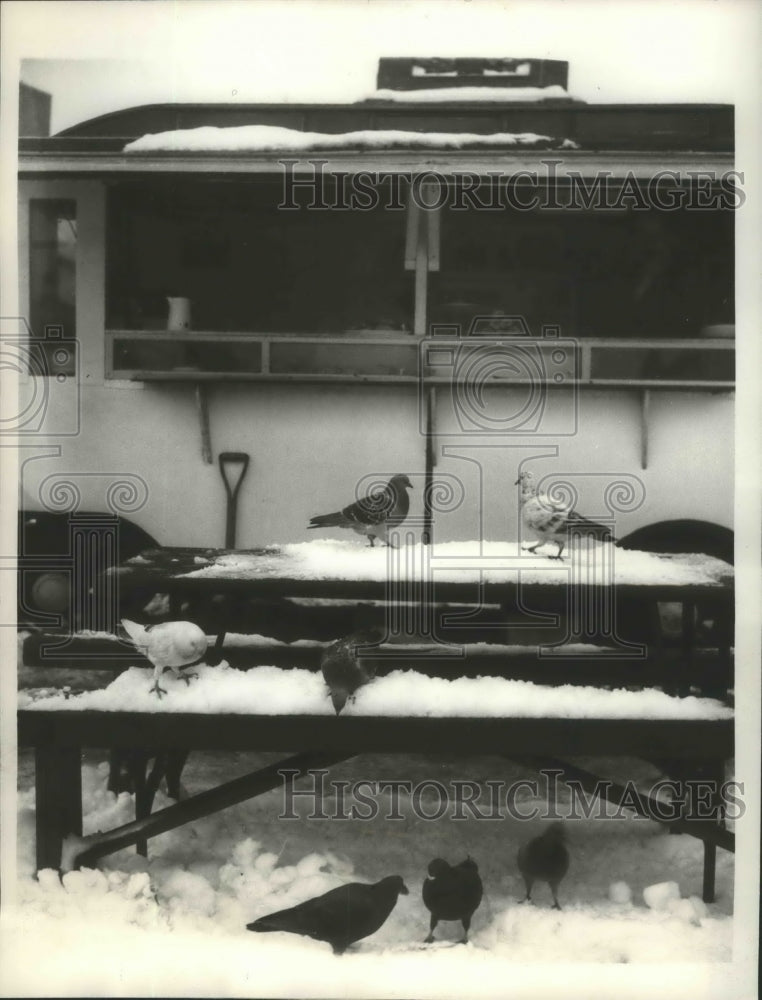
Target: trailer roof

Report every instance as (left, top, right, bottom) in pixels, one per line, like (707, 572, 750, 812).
(21, 99, 733, 148)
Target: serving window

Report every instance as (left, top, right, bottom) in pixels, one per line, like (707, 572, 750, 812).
(102, 173, 734, 386)
(429, 195, 734, 342)
(106, 179, 412, 335)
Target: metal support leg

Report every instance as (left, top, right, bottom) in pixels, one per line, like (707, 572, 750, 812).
(701, 761, 726, 904)
(34, 745, 82, 871)
(128, 751, 151, 857)
(74, 750, 354, 869)
(679, 601, 696, 697)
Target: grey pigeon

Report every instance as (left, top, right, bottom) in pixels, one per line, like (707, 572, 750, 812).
(517, 822, 570, 910)
(308, 474, 413, 547)
(121, 618, 208, 697)
(516, 471, 616, 561)
(422, 857, 483, 944)
(320, 628, 382, 714)
(246, 875, 409, 954)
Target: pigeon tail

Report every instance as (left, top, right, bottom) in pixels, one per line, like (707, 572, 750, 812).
(308, 511, 348, 529)
(566, 513, 617, 543)
(121, 618, 149, 646)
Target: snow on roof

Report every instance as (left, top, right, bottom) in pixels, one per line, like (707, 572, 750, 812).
(22, 662, 733, 720)
(175, 540, 733, 588)
(124, 124, 579, 154)
(365, 85, 577, 102)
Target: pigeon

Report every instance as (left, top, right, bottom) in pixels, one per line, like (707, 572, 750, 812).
(308, 474, 413, 547)
(516, 471, 616, 561)
(517, 822, 570, 910)
(422, 857, 483, 944)
(246, 875, 409, 954)
(121, 618, 208, 697)
(320, 628, 382, 714)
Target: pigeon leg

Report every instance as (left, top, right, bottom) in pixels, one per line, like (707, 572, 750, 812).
(550, 882, 562, 910)
(526, 542, 543, 553)
(549, 541, 565, 561)
(149, 666, 168, 697)
(519, 877, 534, 903)
(424, 915, 438, 944)
(459, 914, 471, 944)
(367, 536, 376, 547)
(179, 671, 198, 686)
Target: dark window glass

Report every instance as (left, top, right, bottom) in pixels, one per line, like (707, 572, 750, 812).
(29, 199, 77, 375)
(106, 180, 412, 335)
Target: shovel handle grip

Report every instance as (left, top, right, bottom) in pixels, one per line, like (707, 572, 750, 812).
(218, 452, 250, 498)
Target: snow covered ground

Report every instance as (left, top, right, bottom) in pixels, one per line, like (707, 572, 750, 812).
(4, 750, 734, 997)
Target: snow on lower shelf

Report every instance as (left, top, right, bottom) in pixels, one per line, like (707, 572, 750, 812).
(178, 539, 733, 588)
(365, 85, 577, 102)
(124, 124, 579, 153)
(21, 662, 732, 720)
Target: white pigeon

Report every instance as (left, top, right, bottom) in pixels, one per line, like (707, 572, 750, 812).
(121, 619, 208, 697)
(516, 471, 616, 560)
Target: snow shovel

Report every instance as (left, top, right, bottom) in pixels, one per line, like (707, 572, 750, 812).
(219, 452, 250, 548)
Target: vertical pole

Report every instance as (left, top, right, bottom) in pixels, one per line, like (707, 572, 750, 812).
(680, 600, 696, 697)
(423, 386, 436, 546)
(196, 383, 213, 464)
(640, 389, 650, 470)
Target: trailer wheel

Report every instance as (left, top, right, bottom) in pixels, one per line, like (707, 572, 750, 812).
(18, 510, 159, 629)
(618, 520, 733, 646)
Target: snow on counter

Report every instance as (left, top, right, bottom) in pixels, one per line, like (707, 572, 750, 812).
(177, 539, 733, 588)
(124, 124, 579, 153)
(22, 662, 732, 720)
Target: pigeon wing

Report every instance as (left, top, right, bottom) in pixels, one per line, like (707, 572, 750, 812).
(423, 863, 482, 921)
(562, 508, 615, 540)
(341, 487, 393, 528)
(248, 884, 355, 943)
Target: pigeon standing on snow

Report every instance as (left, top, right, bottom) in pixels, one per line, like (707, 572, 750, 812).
(307, 474, 413, 547)
(320, 628, 382, 714)
(516, 471, 616, 561)
(246, 875, 409, 954)
(422, 857, 483, 944)
(517, 822, 570, 910)
(121, 618, 208, 697)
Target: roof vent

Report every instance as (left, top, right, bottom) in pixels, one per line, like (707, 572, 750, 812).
(377, 57, 568, 91)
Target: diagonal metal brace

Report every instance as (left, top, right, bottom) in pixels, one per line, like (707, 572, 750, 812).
(68, 750, 355, 870)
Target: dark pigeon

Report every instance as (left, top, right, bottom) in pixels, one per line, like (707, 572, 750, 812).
(308, 474, 413, 547)
(422, 857, 483, 944)
(246, 875, 409, 954)
(517, 822, 570, 910)
(320, 628, 382, 714)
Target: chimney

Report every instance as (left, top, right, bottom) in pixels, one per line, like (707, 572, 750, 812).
(19, 82, 52, 137)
